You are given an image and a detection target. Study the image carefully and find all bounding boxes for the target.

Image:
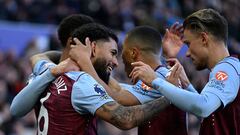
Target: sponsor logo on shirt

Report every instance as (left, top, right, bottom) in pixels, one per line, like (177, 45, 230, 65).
(94, 84, 109, 99)
(208, 79, 225, 91)
(215, 71, 228, 81)
(141, 82, 152, 91)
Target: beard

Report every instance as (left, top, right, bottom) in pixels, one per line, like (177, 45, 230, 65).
(93, 58, 111, 84)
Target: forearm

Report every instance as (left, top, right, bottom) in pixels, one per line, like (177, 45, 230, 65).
(101, 96, 170, 130)
(30, 51, 61, 67)
(10, 69, 55, 117)
(152, 78, 221, 117)
(108, 77, 122, 93)
(43, 51, 61, 64)
(107, 78, 139, 105)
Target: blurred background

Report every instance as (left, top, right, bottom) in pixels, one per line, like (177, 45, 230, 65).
(0, 0, 239, 135)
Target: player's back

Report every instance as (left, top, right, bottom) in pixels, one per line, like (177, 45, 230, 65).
(138, 105, 187, 135)
(35, 72, 97, 135)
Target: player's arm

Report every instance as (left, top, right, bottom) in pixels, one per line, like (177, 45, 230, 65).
(10, 69, 55, 117)
(108, 77, 140, 105)
(30, 51, 61, 67)
(10, 59, 79, 117)
(130, 61, 239, 117)
(96, 97, 169, 130)
(71, 74, 170, 130)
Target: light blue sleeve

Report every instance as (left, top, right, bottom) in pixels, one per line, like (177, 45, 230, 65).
(151, 62, 240, 117)
(10, 69, 55, 117)
(151, 78, 222, 118)
(33, 60, 56, 76)
(71, 73, 114, 115)
(125, 68, 168, 104)
(122, 81, 162, 104)
(202, 63, 239, 107)
(186, 84, 198, 93)
(10, 60, 56, 117)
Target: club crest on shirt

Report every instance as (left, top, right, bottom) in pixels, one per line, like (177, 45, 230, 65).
(215, 71, 228, 81)
(94, 84, 109, 99)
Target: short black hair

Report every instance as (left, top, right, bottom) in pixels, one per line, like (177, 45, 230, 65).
(71, 23, 118, 44)
(57, 14, 94, 47)
(183, 8, 228, 44)
(125, 26, 162, 54)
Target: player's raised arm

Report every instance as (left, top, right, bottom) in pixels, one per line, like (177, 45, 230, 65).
(30, 51, 62, 67)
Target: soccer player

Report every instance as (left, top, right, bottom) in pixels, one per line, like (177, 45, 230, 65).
(130, 8, 240, 135)
(10, 14, 95, 117)
(11, 23, 171, 135)
(70, 26, 188, 135)
(12, 15, 187, 135)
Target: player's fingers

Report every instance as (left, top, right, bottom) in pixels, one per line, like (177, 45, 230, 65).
(70, 45, 76, 48)
(175, 64, 182, 78)
(129, 66, 142, 78)
(170, 22, 179, 33)
(131, 61, 146, 67)
(166, 58, 177, 67)
(131, 71, 140, 84)
(170, 63, 180, 78)
(73, 38, 83, 46)
(176, 24, 183, 32)
(85, 37, 91, 46)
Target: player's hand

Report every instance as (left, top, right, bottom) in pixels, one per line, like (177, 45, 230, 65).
(69, 37, 92, 66)
(166, 58, 190, 88)
(51, 58, 80, 76)
(165, 61, 182, 87)
(162, 22, 184, 58)
(129, 61, 157, 87)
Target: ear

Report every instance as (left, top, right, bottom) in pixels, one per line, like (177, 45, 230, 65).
(131, 47, 140, 61)
(91, 41, 97, 57)
(201, 32, 209, 46)
(66, 37, 73, 48)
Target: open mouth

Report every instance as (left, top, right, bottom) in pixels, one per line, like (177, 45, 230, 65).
(107, 66, 113, 72)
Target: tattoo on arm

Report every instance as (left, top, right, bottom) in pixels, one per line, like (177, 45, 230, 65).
(98, 96, 170, 130)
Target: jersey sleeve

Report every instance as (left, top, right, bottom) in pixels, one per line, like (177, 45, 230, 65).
(125, 69, 167, 104)
(28, 60, 56, 84)
(71, 73, 114, 115)
(10, 69, 56, 117)
(202, 63, 239, 107)
(33, 60, 56, 75)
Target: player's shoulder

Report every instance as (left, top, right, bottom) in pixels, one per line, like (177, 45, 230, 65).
(216, 56, 240, 75)
(65, 71, 96, 83)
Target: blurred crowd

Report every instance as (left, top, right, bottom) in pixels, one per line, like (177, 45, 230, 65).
(0, 0, 239, 135)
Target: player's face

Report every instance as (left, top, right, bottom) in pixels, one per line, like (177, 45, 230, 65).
(93, 38, 118, 83)
(184, 29, 208, 70)
(122, 39, 135, 77)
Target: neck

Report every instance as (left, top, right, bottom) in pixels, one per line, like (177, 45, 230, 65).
(60, 47, 70, 62)
(140, 53, 162, 70)
(208, 42, 229, 69)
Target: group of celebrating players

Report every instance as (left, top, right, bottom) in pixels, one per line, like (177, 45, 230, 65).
(10, 8, 240, 135)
